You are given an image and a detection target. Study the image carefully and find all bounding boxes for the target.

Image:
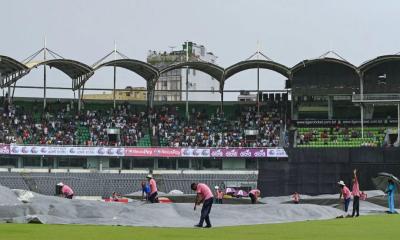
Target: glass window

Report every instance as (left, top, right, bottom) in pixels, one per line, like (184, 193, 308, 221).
(122, 159, 131, 170)
(158, 159, 176, 169)
(23, 157, 41, 167)
(245, 159, 257, 170)
(178, 159, 189, 169)
(202, 159, 222, 169)
(0, 157, 17, 167)
(58, 158, 87, 168)
(109, 158, 120, 168)
(191, 159, 202, 170)
(133, 158, 154, 169)
(42, 157, 54, 168)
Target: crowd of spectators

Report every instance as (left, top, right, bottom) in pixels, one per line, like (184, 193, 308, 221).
(0, 98, 283, 147)
(155, 106, 281, 147)
(296, 125, 384, 147)
(0, 99, 146, 146)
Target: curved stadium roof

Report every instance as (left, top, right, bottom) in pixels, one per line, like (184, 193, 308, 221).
(28, 59, 93, 80)
(95, 59, 159, 82)
(359, 55, 400, 73)
(159, 61, 224, 82)
(0, 55, 30, 87)
(224, 59, 290, 81)
(291, 57, 357, 74)
(3, 52, 400, 91)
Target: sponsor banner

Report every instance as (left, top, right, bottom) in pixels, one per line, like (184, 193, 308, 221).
(125, 148, 181, 157)
(295, 119, 398, 126)
(0, 145, 10, 154)
(210, 148, 287, 158)
(9, 145, 124, 157)
(180, 148, 211, 158)
(5, 145, 287, 158)
(266, 148, 288, 158)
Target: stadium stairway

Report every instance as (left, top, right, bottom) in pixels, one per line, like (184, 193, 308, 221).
(138, 134, 151, 146)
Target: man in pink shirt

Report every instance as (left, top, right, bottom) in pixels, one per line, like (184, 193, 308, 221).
(292, 192, 300, 204)
(56, 182, 74, 199)
(191, 182, 214, 228)
(146, 174, 159, 203)
(338, 180, 351, 216)
(249, 189, 260, 204)
(215, 186, 224, 204)
(351, 169, 360, 217)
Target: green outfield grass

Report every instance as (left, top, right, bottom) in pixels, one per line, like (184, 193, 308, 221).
(0, 215, 399, 240)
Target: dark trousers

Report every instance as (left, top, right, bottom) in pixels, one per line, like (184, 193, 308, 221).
(216, 198, 222, 204)
(199, 198, 213, 227)
(344, 198, 351, 213)
(249, 193, 256, 204)
(66, 194, 73, 199)
(149, 192, 158, 203)
(352, 196, 360, 216)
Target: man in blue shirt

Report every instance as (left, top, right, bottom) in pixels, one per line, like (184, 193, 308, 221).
(385, 179, 396, 214)
(141, 181, 150, 201)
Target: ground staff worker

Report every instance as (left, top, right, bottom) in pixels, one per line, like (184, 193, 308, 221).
(249, 189, 260, 204)
(192, 182, 214, 228)
(56, 182, 74, 199)
(147, 174, 159, 203)
(351, 169, 360, 217)
(338, 180, 351, 216)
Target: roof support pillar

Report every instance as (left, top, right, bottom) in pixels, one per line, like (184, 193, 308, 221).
(147, 80, 154, 143)
(185, 66, 189, 121)
(257, 65, 260, 114)
(219, 80, 225, 114)
(220, 90, 224, 114)
(359, 71, 364, 139)
(78, 88, 81, 112)
(43, 64, 47, 110)
(7, 86, 11, 104)
(113, 65, 116, 109)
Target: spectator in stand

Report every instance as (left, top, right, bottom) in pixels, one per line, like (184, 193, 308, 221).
(248, 189, 261, 204)
(338, 180, 351, 217)
(56, 182, 74, 199)
(192, 182, 214, 228)
(351, 169, 360, 217)
(146, 175, 159, 203)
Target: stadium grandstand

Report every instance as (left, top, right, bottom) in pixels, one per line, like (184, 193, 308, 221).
(1, 46, 400, 197)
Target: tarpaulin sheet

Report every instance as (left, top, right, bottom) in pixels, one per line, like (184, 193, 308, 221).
(0, 185, 391, 227)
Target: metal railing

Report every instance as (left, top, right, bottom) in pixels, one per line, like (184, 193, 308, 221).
(352, 93, 400, 102)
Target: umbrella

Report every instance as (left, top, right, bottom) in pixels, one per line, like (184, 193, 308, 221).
(225, 187, 236, 195)
(372, 172, 400, 191)
(235, 189, 248, 197)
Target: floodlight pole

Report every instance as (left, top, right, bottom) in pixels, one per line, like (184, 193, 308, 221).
(185, 41, 189, 121)
(43, 37, 47, 110)
(256, 41, 260, 114)
(257, 66, 260, 114)
(113, 41, 117, 109)
(360, 72, 364, 139)
(397, 103, 400, 144)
